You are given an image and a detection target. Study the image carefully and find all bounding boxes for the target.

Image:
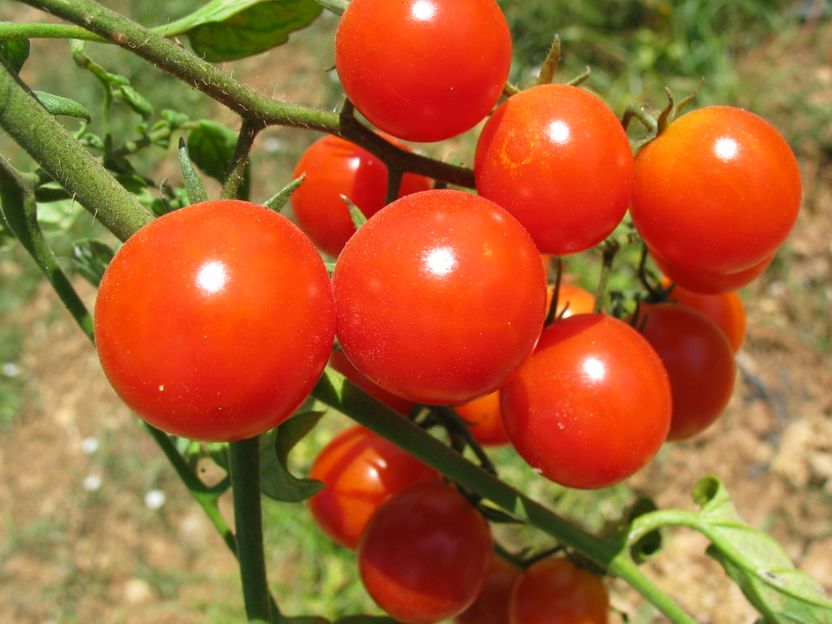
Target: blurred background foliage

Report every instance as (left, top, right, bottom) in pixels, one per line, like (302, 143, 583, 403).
(1, 1, 830, 622)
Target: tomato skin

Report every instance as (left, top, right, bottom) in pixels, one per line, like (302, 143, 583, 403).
(291, 134, 431, 257)
(632, 106, 801, 274)
(638, 303, 737, 441)
(552, 283, 597, 319)
(333, 189, 548, 406)
(94, 200, 335, 442)
(454, 391, 510, 447)
(501, 314, 671, 489)
(652, 250, 773, 294)
(455, 555, 521, 624)
(328, 350, 416, 415)
(663, 284, 746, 352)
(308, 425, 441, 549)
(508, 557, 609, 624)
(475, 84, 634, 255)
(359, 483, 493, 624)
(335, 0, 512, 142)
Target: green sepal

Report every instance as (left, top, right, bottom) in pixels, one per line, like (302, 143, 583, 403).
(259, 411, 326, 503)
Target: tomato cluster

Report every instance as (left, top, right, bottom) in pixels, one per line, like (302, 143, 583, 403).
(90, 1, 802, 621)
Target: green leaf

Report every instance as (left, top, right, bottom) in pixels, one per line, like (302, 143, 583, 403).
(693, 477, 832, 623)
(115, 85, 154, 119)
(36, 199, 82, 232)
(0, 39, 30, 74)
(187, 120, 250, 199)
(71, 238, 114, 288)
(260, 411, 325, 503)
(33, 91, 91, 122)
(158, 0, 323, 62)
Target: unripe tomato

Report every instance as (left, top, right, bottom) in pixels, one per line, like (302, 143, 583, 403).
(501, 314, 671, 489)
(475, 84, 634, 255)
(291, 134, 431, 257)
(333, 190, 547, 406)
(509, 557, 609, 624)
(638, 303, 737, 441)
(455, 555, 520, 624)
(359, 483, 493, 623)
(94, 200, 335, 441)
(632, 106, 801, 275)
(308, 425, 441, 549)
(663, 283, 746, 352)
(454, 390, 510, 447)
(335, 0, 512, 142)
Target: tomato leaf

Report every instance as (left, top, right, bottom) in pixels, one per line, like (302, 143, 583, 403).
(187, 120, 250, 199)
(693, 477, 832, 623)
(157, 0, 323, 62)
(260, 411, 325, 503)
(71, 239, 115, 288)
(33, 91, 92, 122)
(0, 39, 30, 74)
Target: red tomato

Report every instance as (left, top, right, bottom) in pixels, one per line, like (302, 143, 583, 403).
(94, 200, 335, 442)
(632, 106, 801, 274)
(291, 134, 431, 257)
(652, 250, 773, 294)
(501, 314, 671, 489)
(454, 391, 510, 447)
(638, 303, 737, 441)
(328, 350, 416, 415)
(335, 0, 512, 142)
(455, 555, 521, 624)
(475, 84, 634, 255)
(509, 557, 609, 624)
(333, 189, 547, 405)
(308, 425, 441, 549)
(662, 283, 746, 352)
(359, 483, 493, 623)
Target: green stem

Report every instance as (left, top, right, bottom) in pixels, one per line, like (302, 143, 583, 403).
(222, 119, 261, 200)
(0, 20, 102, 41)
(313, 369, 696, 624)
(0, 59, 151, 241)
(229, 438, 276, 623)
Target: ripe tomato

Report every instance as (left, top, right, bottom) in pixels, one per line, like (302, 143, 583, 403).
(333, 189, 547, 406)
(359, 483, 493, 623)
(501, 314, 671, 489)
(455, 555, 521, 624)
(632, 106, 801, 275)
(475, 84, 634, 255)
(662, 283, 746, 352)
(638, 303, 736, 441)
(551, 283, 597, 319)
(291, 134, 431, 257)
(335, 0, 512, 142)
(94, 200, 335, 442)
(328, 350, 416, 415)
(652, 250, 773, 294)
(308, 425, 441, 549)
(454, 390, 509, 447)
(509, 557, 609, 624)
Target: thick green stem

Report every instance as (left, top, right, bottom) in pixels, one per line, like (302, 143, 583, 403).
(313, 369, 697, 624)
(0, 20, 102, 41)
(0, 60, 151, 241)
(229, 438, 275, 623)
(222, 119, 261, 200)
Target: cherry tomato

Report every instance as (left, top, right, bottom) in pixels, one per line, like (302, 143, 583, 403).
(335, 0, 512, 142)
(551, 283, 597, 319)
(308, 425, 441, 549)
(638, 303, 736, 441)
(291, 134, 431, 257)
(454, 390, 510, 447)
(632, 106, 801, 275)
(456, 555, 521, 624)
(501, 314, 671, 489)
(652, 250, 773, 294)
(662, 282, 746, 352)
(475, 84, 634, 255)
(328, 350, 416, 415)
(359, 483, 493, 623)
(333, 189, 547, 405)
(509, 557, 609, 624)
(94, 199, 335, 442)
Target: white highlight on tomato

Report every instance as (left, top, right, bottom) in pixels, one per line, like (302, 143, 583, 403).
(546, 120, 571, 145)
(714, 136, 739, 162)
(423, 246, 457, 277)
(196, 260, 228, 294)
(581, 356, 606, 382)
(411, 0, 437, 21)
